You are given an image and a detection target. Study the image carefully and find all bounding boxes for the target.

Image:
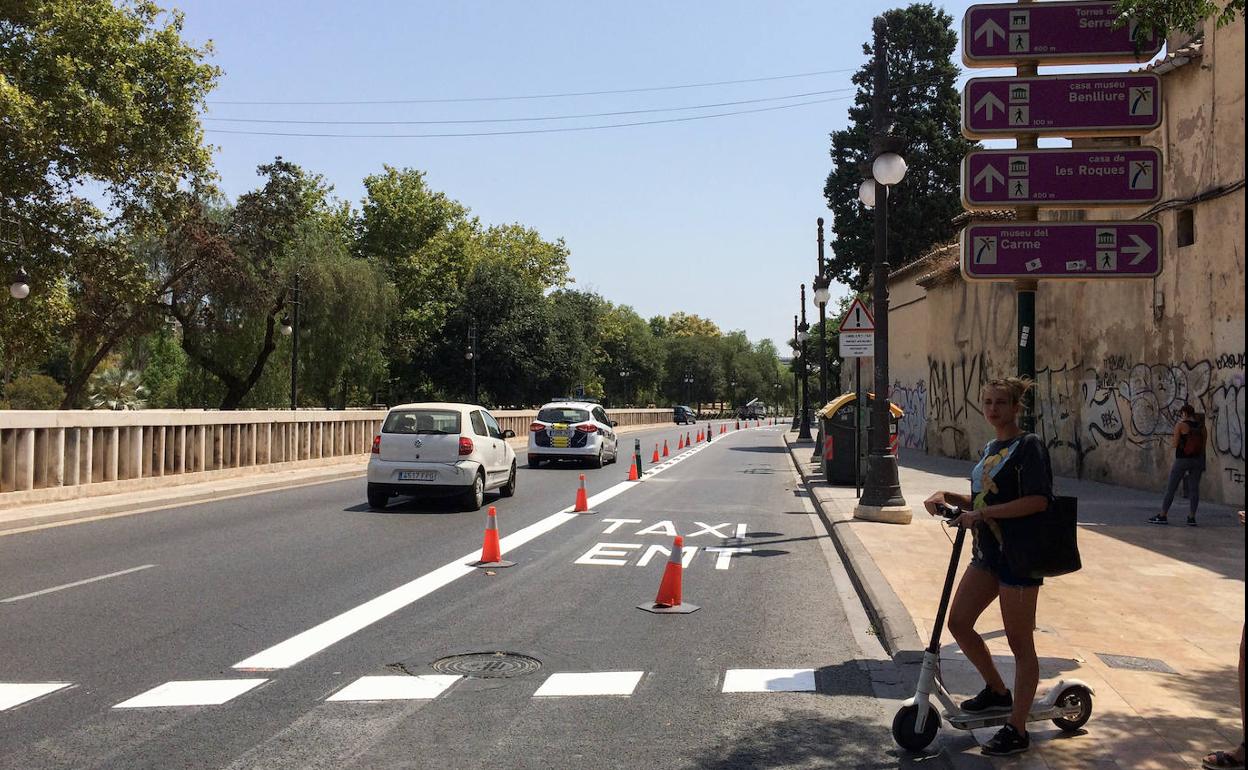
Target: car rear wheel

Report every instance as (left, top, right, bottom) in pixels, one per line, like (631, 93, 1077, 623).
(460, 471, 486, 511)
(367, 484, 389, 511)
(499, 463, 517, 497)
(588, 448, 604, 469)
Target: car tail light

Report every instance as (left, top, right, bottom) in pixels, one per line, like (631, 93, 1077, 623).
(575, 423, 598, 433)
(529, 422, 545, 432)
(458, 436, 474, 455)
(371, 435, 380, 454)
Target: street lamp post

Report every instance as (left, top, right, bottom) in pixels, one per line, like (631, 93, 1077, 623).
(466, 321, 478, 403)
(797, 284, 812, 441)
(619, 368, 631, 406)
(814, 218, 831, 407)
(279, 271, 300, 411)
(855, 18, 911, 521)
(790, 315, 800, 429)
(683, 371, 694, 406)
(729, 378, 736, 415)
(8, 267, 30, 300)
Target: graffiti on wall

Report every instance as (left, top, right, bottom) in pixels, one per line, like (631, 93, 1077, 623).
(919, 352, 1246, 489)
(890, 380, 928, 450)
(1033, 356, 1244, 484)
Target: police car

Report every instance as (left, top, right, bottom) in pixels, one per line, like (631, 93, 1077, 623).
(527, 399, 620, 469)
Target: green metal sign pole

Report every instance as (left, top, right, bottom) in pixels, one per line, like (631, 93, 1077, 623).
(855, 357, 863, 499)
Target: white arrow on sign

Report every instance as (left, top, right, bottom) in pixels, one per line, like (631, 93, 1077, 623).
(974, 163, 1004, 193)
(974, 92, 1005, 120)
(1123, 234, 1152, 265)
(975, 19, 1006, 48)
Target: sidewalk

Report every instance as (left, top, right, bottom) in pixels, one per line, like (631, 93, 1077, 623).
(785, 432, 1245, 770)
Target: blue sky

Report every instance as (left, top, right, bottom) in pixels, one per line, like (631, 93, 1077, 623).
(174, 1, 1065, 349)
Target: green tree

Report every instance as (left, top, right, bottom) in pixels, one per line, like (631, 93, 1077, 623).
(161, 159, 333, 409)
(1, 0, 218, 371)
(88, 367, 147, 410)
(1, 373, 65, 409)
(1115, 0, 1244, 40)
(822, 3, 975, 289)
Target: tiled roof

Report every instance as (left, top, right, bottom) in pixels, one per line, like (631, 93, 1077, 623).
(1138, 34, 1204, 74)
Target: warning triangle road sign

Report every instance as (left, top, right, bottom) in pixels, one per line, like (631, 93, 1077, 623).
(839, 298, 875, 332)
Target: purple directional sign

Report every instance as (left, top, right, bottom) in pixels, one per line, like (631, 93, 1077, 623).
(963, 73, 1161, 138)
(962, 147, 1163, 208)
(963, 1, 1161, 66)
(961, 222, 1161, 281)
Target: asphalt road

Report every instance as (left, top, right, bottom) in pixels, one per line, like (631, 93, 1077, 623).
(0, 423, 949, 769)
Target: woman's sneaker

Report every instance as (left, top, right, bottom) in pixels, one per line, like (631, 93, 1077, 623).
(960, 686, 1013, 713)
(981, 724, 1030, 756)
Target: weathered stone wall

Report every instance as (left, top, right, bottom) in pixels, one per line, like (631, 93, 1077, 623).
(885, 18, 1245, 505)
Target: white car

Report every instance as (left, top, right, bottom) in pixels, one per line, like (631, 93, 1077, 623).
(527, 400, 619, 469)
(368, 403, 517, 511)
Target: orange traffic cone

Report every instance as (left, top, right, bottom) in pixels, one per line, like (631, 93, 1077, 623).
(686, 431, 692, 446)
(662, 439, 670, 457)
(573, 473, 590, 513)
(720, 424, 726, 434)
(677, 434, 684, 450)
(472, 506, 514, 568)
(638, 536, 699, 614)
(651, 444, 660, 463)
(735, 420, 740, 430)
(627, 461, 639, 481)
(696, 430, 703, 442)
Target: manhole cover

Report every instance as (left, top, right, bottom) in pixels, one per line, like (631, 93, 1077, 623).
(431, 652, 542, 679)
(1096, 653, 1177, 674)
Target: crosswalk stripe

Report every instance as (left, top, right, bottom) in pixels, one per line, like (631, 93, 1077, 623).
(532, 671, 645, 697)
(722, 669, 817, 693)
(113, 679, 268, 708)
(326, 675, 460, 702)
(0, 682, 73, 711)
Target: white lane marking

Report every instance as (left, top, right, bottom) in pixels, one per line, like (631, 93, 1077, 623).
(533, 671, 644, 697)
(113, 679, 267, 708)
(232, 427, 716, 671)
(0, 682, 73, 711)
(722, 669, 816, 693)
(1, 564, 156, 603)
(326, 675, 460, 702)
(703, 546, 752, 569)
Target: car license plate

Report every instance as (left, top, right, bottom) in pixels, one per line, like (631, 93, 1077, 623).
(399, 470, 435, 481)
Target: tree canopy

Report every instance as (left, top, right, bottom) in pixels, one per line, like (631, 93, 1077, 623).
(822, 3, 975, 290)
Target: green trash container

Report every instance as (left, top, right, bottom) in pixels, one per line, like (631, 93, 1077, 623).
(819, 392, 904, 485)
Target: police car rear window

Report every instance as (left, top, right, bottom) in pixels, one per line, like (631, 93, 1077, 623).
(538, 407, 590, 424)
(383, 410, 462, 434)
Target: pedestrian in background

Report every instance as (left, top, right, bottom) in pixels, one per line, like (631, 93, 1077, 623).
(923, 376, 1053, 757)
(1149, 404, 1206, 526)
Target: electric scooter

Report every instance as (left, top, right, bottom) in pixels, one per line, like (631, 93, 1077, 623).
(891, 504, 1095, 752)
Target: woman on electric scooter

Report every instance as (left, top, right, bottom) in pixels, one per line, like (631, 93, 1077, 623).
(923, 376, 1053, 757)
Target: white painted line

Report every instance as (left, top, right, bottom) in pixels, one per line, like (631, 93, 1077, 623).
(113, 679, 267, 708)
(0, 682, 73, 711)
(1, 564, 156, 603)
(233, 427, 722, 671)
(326, 675, 460, 702)
(533, 671, 644, 697)
(722, 669, 816, 693)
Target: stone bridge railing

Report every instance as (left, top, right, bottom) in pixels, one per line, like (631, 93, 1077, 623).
(0, 407, 672, 507)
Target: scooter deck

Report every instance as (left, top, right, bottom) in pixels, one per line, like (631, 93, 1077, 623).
(945, 705, 1070, 731)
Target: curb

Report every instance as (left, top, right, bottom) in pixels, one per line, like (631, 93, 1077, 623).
(782, 432, 923, 660)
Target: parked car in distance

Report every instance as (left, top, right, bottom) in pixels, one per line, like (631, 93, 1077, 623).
(528, 399, 619, 469)
(673, 405, 698, 424)
(368, 402, 516, 511)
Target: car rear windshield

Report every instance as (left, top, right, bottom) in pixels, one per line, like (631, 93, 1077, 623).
(537, 407, 591, 424)
(383, 409, 462, 435)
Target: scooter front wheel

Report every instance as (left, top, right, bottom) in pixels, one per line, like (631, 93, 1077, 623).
(1052, 685, 1093, 731)
(892, 704, 941, 751)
